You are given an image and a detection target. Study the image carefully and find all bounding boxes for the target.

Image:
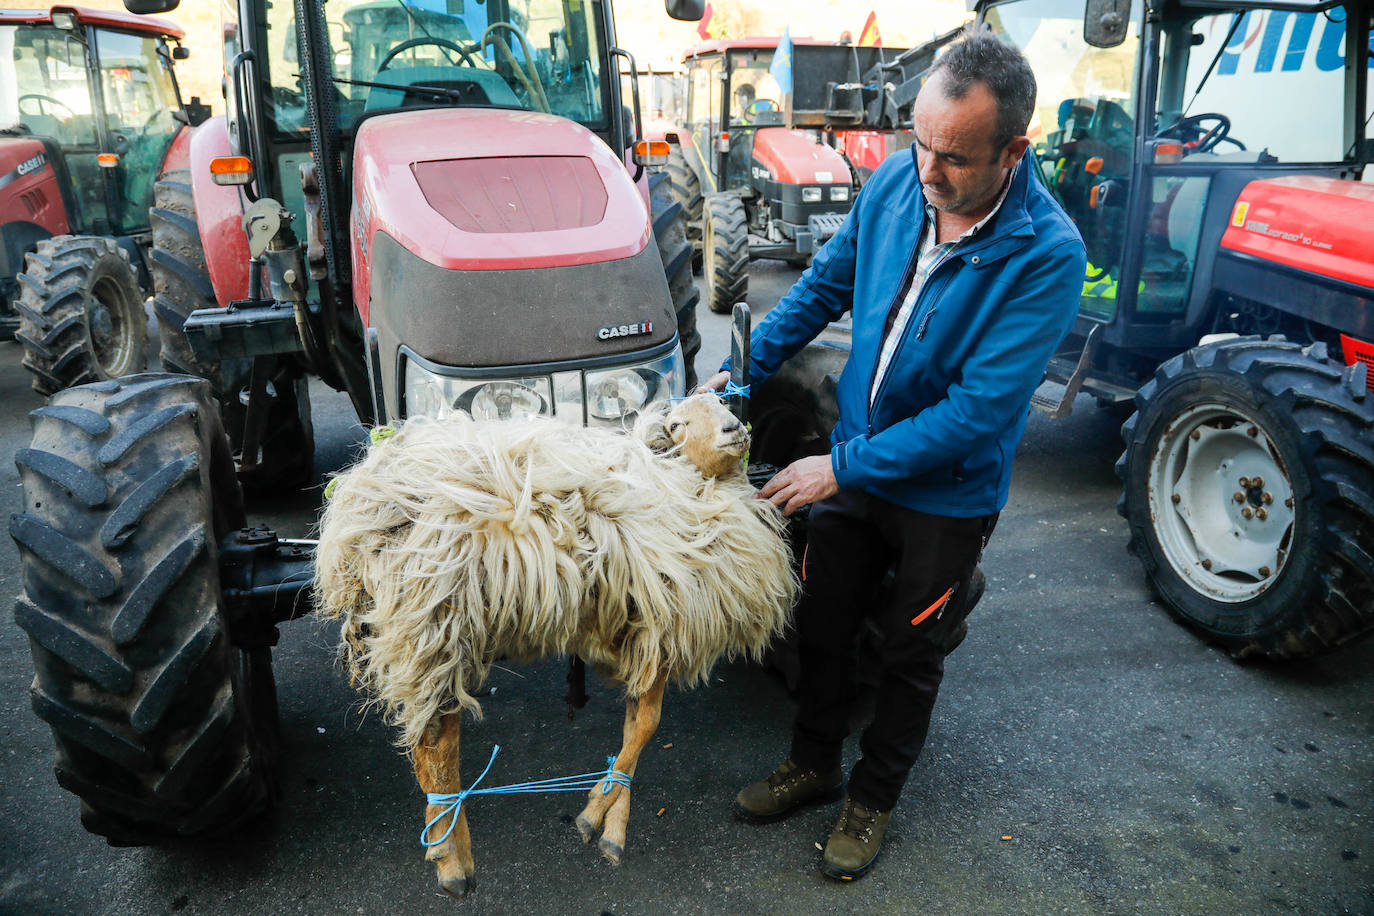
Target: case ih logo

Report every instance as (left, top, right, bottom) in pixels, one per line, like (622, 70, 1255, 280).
(15, 152, 46, 176)
(597, 320, 652, 341)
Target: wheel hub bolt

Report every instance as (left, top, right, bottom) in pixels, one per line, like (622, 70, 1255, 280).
(1248, 426, 1258, 437)
(1259, 566, 1271, 578)
(1233, 492, 1245, 503)
(1285, 497, 1295, 509)
(1190, 429, 1201, 440)
(1256, 508, 1268, 521)
(1242, 507, 1254, 519)
(1201, 559, 1213, 570)
(1262, 492, 1273, 505)
(1252, 476, 1264, 489)
(1172, 493, 1181, 504)
(1239, 477, 1251, 488)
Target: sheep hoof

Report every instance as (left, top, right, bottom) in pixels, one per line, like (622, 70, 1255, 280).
(438, 873, 476, 898)
(575, 815, 596, 843)
(598, 837, 624, 866)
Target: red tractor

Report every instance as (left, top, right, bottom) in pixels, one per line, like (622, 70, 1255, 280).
(1, 6, 208, 394)
(749, 0, 1374, 659)
(11, 0, 705, 843)
(668, 38, 919, 314)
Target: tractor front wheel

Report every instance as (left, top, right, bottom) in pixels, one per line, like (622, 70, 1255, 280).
(16, 236, 147, 395)
(1117, 337, 1374, 658)
(11, 373, 280, 843)
(703, 194, 748, 315)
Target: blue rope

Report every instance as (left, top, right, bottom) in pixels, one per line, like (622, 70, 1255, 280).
(421, 745, 633, 847)
(671, 380, 750, 402)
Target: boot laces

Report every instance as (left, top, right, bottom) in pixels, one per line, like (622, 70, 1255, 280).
(837, 800, 879, 843)
(766, 761, 807, 794)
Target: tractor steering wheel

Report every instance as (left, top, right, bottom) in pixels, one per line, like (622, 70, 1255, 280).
(18, 94, 75, 119)
(377, 37, 479, 71)
(1159, 112, 1244, 154)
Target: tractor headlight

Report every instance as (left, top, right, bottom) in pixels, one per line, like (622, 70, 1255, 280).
(830, 185, 850, 202)
(402, 345, 684, 427)
(585, 346, 684, 429)
(802, 187, 823, 203)
(404, 363, 552, 421)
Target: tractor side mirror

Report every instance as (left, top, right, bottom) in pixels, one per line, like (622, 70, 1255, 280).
(1083, 0, 1130, 48)
(122, 0, 180, 13)
(173, 46, 189, 60)
(664, 0, 705, 22)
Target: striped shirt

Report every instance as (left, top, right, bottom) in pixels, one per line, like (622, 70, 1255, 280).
(870, 166, 1017, 407)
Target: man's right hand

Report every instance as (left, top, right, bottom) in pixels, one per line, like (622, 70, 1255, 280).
(698, 370, 730, 394)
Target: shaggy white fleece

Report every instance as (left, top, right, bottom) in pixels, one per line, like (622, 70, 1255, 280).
(314, 411, 796, 748)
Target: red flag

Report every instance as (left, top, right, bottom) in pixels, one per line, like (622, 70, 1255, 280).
(858, 11, 882, 47)
(697, 3, 713, 40)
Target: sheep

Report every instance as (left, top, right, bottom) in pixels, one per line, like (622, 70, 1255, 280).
(313, 394, 797, 898)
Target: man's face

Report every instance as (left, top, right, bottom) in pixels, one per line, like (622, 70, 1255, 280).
(911, 71, 1029, 217)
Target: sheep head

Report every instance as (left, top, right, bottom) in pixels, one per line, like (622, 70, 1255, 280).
(635, 394, 749, 478)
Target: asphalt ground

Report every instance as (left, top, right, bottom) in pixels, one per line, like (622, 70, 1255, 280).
(0, 259, 1370, 915)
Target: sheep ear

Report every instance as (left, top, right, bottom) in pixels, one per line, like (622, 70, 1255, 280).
(633, 402, 674, 453)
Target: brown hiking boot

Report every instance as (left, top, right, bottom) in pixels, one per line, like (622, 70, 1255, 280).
(734, 759, 843, 824)
(821, 796, 891, 880)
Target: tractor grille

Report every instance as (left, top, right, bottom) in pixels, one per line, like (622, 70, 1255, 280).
(1342, 334, 1374, 393)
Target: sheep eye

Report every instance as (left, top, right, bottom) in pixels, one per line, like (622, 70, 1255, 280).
(667, 421, 682, 433)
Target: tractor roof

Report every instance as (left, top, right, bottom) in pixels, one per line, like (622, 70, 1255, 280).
(681, 36, 837, 60)
(0, 5, 184, 39)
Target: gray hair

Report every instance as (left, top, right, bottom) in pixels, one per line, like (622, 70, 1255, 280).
(927, 32, 1037, 150)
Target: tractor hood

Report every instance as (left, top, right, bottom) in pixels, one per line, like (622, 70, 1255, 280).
(751, 128, 850, 186)
(351, 107, 652, 320)
(351, 108, 677, 396)
(1220, 176, 1374, 290)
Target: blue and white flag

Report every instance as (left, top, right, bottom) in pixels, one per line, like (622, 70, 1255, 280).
(769, 26, 794, 95)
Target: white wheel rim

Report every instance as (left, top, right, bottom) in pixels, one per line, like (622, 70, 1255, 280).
(1147, 401, 1296, 603)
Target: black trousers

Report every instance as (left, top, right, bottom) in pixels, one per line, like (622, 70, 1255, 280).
(789, 488, 996, 811)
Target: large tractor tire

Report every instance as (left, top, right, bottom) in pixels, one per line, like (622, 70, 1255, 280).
(665, 145, 704, 273)
(649, 170, 701, 391)
(1117, 337, 1374, 659)
(16, 235, 147, 395)
(150, 170, 314, 490)
(703, 193, 749, 315)
(749, 320, 852, 467)
(10, 373, 280, 844)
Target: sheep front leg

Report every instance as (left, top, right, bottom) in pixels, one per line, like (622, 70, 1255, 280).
(575, 671, 668, 865)
(413, 712, 477, 898)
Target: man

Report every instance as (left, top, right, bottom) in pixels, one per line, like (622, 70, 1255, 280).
(701, 34, 1085, 881)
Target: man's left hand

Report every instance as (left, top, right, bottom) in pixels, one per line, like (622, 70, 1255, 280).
(759, 455, 838, 516)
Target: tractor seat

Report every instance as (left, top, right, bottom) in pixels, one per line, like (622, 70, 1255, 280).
(18, 113, 62, 141)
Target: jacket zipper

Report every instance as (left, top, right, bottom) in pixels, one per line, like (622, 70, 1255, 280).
(866, 233, 925, 435)
(868, 258, 958, 432)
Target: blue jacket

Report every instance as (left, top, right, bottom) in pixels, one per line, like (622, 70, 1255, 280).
(731, 149, 1086, 516)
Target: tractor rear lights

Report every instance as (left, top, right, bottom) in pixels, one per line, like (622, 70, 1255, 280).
(633, 141, 670, 168)
(802, 187, 823, 203)
(97, 154, 118, 168)
(830, 186, 850, 202)
(210, 156, 255, 186)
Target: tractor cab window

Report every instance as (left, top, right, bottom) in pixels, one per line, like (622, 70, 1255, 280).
(0, 25, 97, 146)
(94, 29, 182, 233)
(262, 0, 610, 141)
(727, 53, 782, 126)
(1154, 10, 1349, 164)
(984, 0, 1141, 320)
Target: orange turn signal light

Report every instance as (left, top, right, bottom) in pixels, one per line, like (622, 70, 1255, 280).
(1089, 184, 1101, 210)
(633, 140, 670, 167)
(210, 155, 254, 186)
(1084, 157, 1104, 175)
(97, 153, 119, 168)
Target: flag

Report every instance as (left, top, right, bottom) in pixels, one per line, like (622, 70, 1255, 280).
(696, 3, 713, 41)
(769, 25, 794, 95)
(858, 11, 882, 47)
